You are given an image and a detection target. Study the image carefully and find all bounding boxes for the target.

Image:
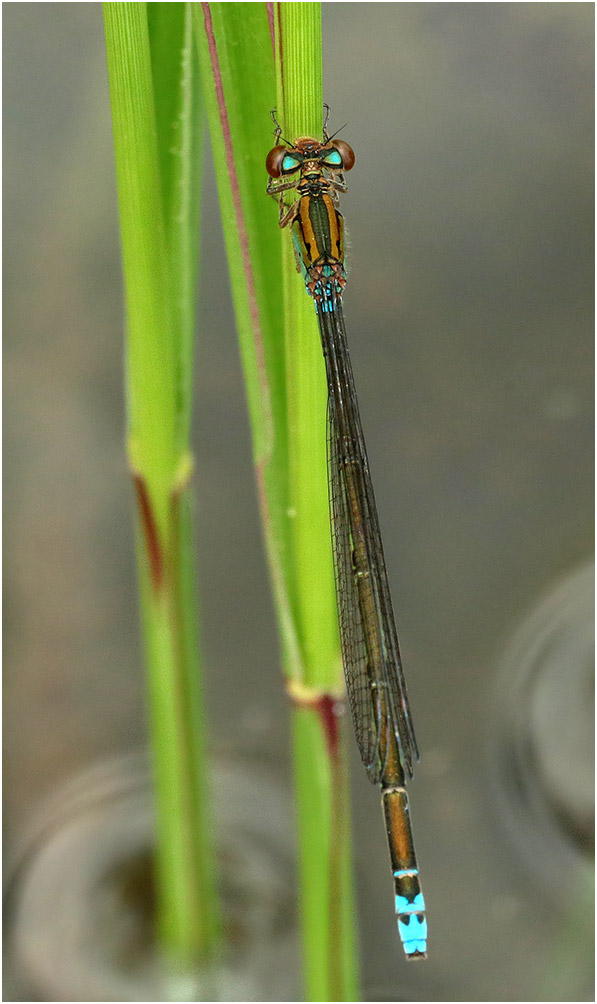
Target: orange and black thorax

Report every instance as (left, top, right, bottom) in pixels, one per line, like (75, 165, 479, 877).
(294, 179, 344, 268)
(292, 178, 346, 301)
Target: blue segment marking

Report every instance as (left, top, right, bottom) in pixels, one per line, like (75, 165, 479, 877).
(314, 292, 342, 312)
(396, 892, 425, 914)
(394, 868, 418, 879)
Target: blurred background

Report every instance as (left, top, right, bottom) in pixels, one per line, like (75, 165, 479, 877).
(4, 3, 594, 1001)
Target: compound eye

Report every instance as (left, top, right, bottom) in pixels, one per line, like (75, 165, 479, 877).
(265, 145, 288, 178)
(328, 140, 355, 172)
(266, 146, 304, 177)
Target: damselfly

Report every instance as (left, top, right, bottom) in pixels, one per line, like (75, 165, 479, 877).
(266, 110, 427, 960)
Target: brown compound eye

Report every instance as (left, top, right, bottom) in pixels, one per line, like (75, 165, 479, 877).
(266, 145, 286, 178)
(332, 139, 355, 171)
(266, 146, 303, 177)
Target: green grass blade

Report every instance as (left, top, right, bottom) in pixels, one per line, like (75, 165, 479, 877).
(104, 2, 176, 526)
(147, 2, 202, 452)
(193, 1, 301, 676)
(194, 3, 360, 998)
(274, 2, 339, 690)
(273, 6, 360, 998)
(104, 1, 220, 969)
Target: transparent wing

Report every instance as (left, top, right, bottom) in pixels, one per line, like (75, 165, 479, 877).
(327, 400, 384, 781)
(320, 298, 419, 780)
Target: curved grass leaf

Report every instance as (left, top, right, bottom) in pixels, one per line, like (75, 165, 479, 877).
(104, 1, 220, 971)
(194, 3, 360, 998)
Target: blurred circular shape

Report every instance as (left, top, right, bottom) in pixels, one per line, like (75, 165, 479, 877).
(6, 752, 298, 1002)
(489, 560, 594, 895)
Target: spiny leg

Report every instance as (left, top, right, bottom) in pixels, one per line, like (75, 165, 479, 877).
(323, 102, 331, 141)
(270, 108, 283, 146)
(266, 178, 301, 227)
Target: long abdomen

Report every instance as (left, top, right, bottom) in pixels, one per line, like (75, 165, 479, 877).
(316, 294, 427, 959)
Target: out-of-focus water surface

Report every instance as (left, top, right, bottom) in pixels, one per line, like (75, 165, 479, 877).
(4, 4, 593, 1001)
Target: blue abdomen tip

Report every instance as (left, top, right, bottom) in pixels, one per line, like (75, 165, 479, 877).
(398, 914, 428, 956)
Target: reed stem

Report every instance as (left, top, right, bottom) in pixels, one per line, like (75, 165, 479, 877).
(104, 1, 220, 966)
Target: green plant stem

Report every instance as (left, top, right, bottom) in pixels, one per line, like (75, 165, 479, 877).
(275, 3, 338, 687)
(192, 1, 302, 678)
(273, 4, 360, 999)
(194, 3, 359, 997)
(104, 1, 220, 967)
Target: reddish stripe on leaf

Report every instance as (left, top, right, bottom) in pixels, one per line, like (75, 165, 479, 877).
(133, 475, 163, 592)
(200, 3, 270, 416)
(288, 682, 344, 764)
(266, 2, 275, 54)
(316, 693, 342, 762)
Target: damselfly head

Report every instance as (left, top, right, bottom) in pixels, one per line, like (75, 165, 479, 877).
(296, 136, 355, 171)
(266, 137, 355, 177)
